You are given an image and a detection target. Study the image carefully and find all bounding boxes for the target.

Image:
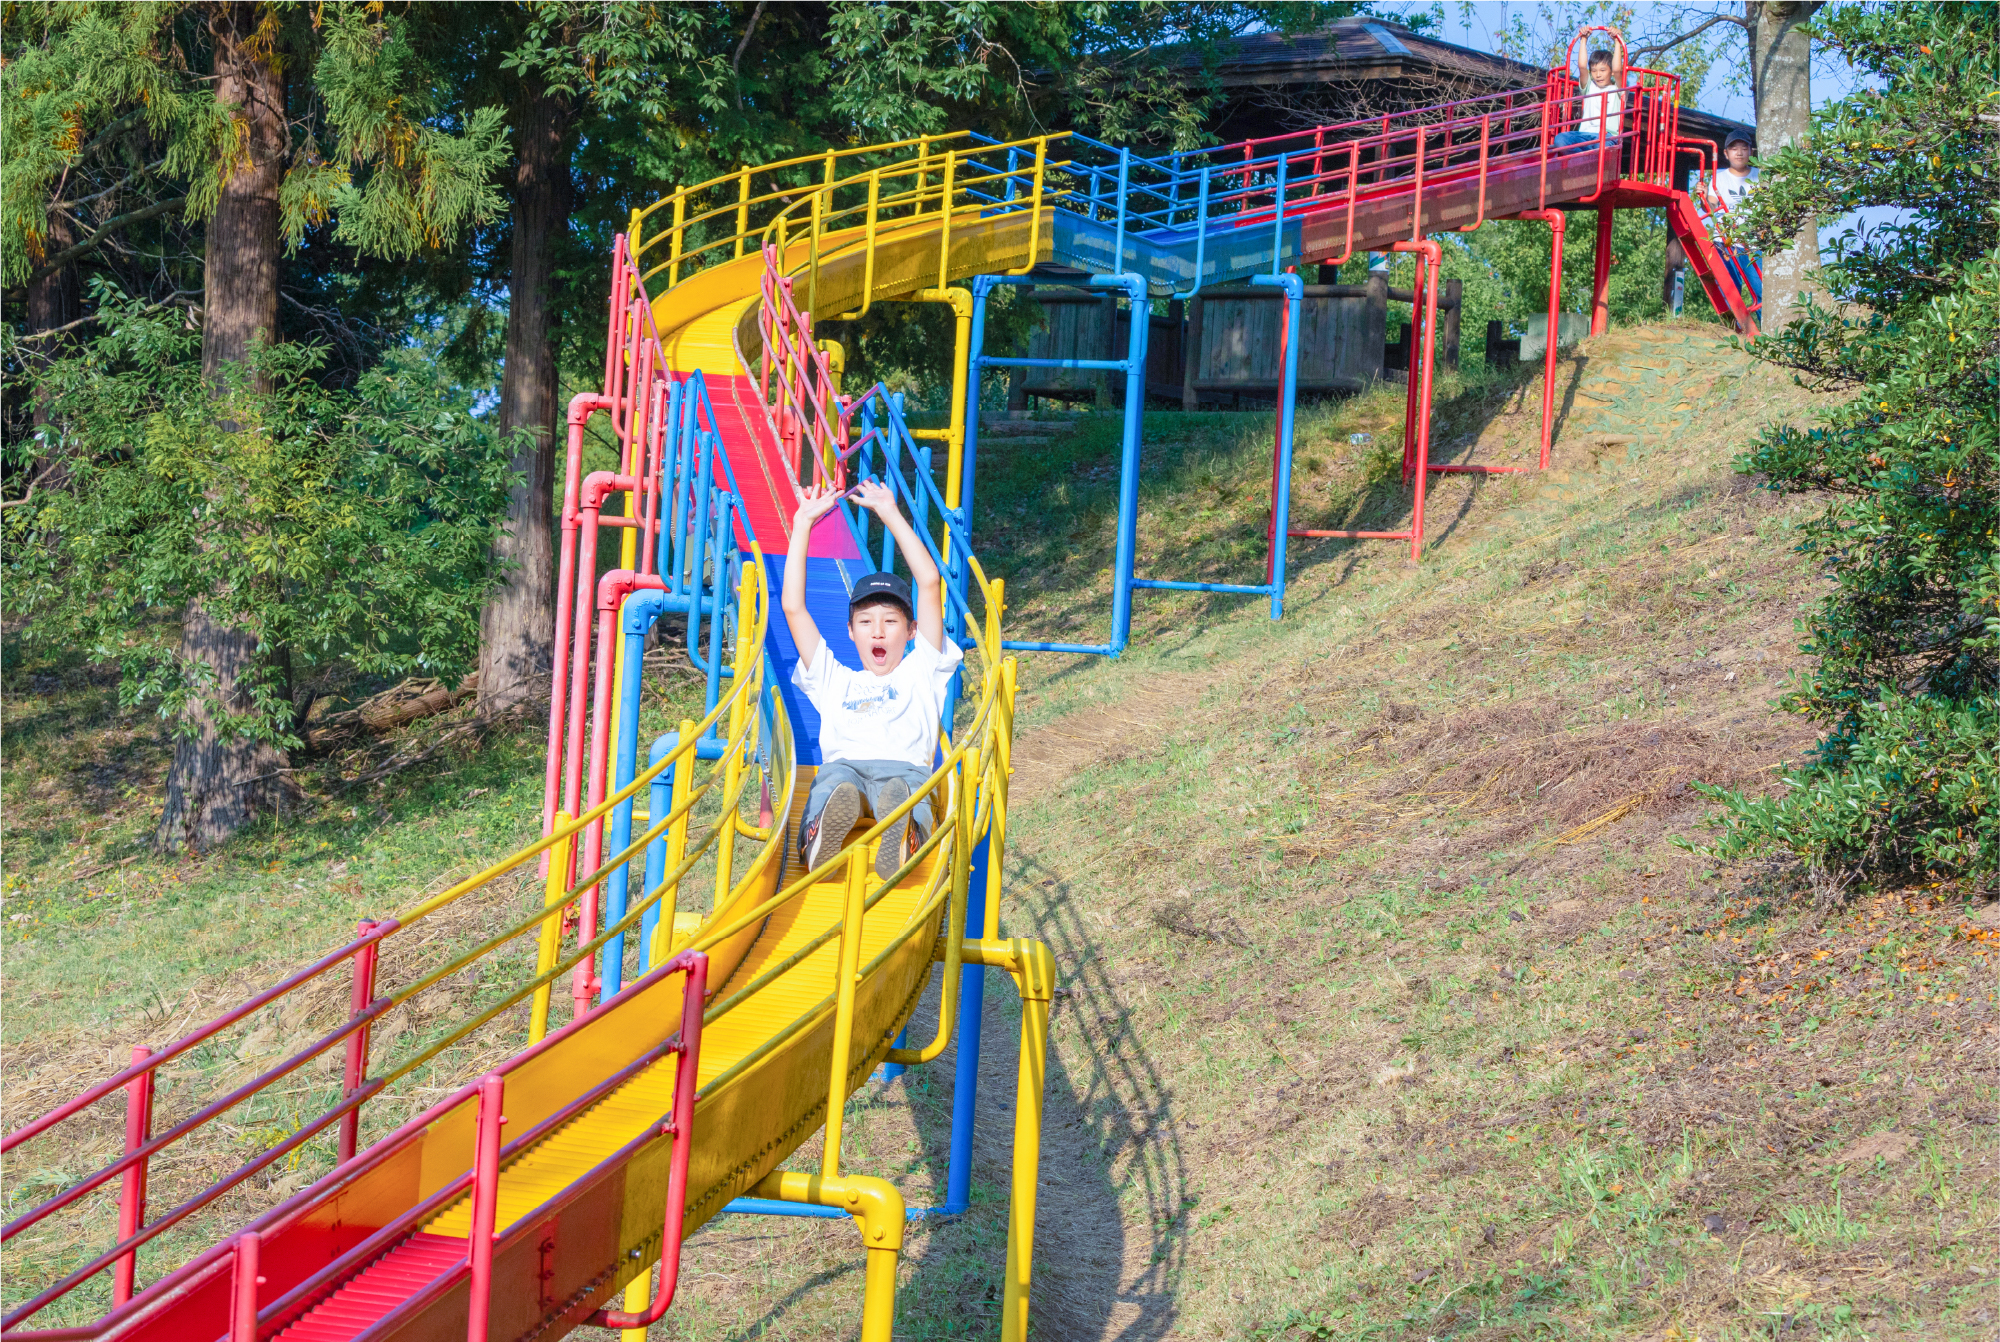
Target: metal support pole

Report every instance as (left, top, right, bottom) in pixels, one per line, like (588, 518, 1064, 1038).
(230, 1231, 261, 1342)
(113, 1045, 154, 1305)
(1249, 271, 1301, 618)
(466, 1073, 505, 1342)
(1591, 203, 1614, 335)
(1518, 208, 1566, 469)
(338, 925, 379, 1163)
(1098, 273, 1147, 656)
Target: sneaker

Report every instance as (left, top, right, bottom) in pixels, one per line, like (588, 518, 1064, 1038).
(874, 779, 913, 882)
(802, 783, 863, 874)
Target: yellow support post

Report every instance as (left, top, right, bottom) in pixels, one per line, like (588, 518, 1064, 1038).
(857, 170, 882, 317)
(667, 192, 686, 286)
(961, 937, 1056, 1342)
(733, 167, 751, 259)
(904, 286, 972, 560)
(749, 1171, 904, 1342)
(649, 721, 696, 965)
(934, 152, 957, 286)
(821, 845, 868, 1179)
(888, 760, 969, 1066)
(529, 813, 574, 1043)
(620, 1266, 651, 1342)
(1008, 139, 1049, 275)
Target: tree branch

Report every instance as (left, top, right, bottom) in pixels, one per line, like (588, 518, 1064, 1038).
(1629, 13, 1750, 60)
(732, 0, 769, 106)
(53, 159, 168, 212)
(24, 197, 186, 283)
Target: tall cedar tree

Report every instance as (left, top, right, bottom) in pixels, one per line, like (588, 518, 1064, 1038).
(1696, 2, 1999, 893)
(1, 3, 507, 850)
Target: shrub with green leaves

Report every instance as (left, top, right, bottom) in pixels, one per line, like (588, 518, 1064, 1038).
(3, 292, 516, 749)
(1696, 2, 1998, 892)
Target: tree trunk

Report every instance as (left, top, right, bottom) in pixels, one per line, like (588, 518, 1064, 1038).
(25, 212, 81, 422)
(1748, 0, 1822, 323)
(155, 1, 290, 853)
(475, 76, 572, 718)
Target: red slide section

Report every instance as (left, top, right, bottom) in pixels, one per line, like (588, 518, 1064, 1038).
(700, 371, 861, 561)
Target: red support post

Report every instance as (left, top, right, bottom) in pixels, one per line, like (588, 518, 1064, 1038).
(112, 1045, 154, 1305)
(1518, 208, 1567, 469)
(584, 953, 709, 1331)
(1591, 204, 1614, 335)
(338, 923, 379, 1164)
(466, 1073, 505, 1342)
(1389, 239, 1441, 561)
(230, 1230, 262, 1342)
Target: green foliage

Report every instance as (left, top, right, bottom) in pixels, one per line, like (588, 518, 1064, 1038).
(2, 293, 517, 748)
(0, 2, 508, 285)
(1698, 2, 2000, 890)
(312, 9, 511, 258)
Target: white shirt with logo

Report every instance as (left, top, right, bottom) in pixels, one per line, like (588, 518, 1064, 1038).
(1710, 166, 1758, 213)
(794, 633, 964, 769)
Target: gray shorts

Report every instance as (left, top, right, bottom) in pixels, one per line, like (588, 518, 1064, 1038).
(802, 759, 936, 845)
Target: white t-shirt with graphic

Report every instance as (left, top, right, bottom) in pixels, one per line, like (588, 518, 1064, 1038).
(1709, 166, 1758, 213)
(794, 633, 964, 769)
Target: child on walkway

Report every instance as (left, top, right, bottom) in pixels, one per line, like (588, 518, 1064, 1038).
(782, 479, 963, 880)
(1705, 131, 1764, 309)
(1555, 43, 1624, 150)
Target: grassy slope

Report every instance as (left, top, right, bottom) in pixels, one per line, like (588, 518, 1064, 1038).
(4, 324, 1996, 1338)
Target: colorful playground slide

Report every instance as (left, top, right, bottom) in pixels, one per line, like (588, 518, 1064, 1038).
(3, 35, 1760, 1342)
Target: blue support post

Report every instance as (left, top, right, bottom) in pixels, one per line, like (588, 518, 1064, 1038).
(939, 831, 992, 1215)
(722, 828, 994, 1223)
(1099, 271, 1148, 655)
(639, 730, 680, 974)
(1252, 269, 1300, 619)
(974, 272, 1149, 658)
(602, 588, 669, 998)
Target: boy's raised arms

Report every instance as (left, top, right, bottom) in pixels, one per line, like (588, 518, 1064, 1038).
(781, 484, 845, 670)
(853, 479, 946, 654)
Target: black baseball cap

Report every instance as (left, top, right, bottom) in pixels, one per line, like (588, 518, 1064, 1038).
(1724, 131, 1754, 150)
(848, 571, 913, 620)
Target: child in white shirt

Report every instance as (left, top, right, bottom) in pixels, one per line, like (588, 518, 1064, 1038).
(1705, 132, 1759, 213)
(1555, 45, 1625, 150)
(1704, 131, 1763, 308)
(782, 479, 963, 880)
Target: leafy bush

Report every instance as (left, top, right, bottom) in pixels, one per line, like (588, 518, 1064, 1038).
(1695, 2, 1999, 894)
(3, 292, 516, 748)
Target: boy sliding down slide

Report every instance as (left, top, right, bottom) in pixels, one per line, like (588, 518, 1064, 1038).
(781, 479, 963, 881)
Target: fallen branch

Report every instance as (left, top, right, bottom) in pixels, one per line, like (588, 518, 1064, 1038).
(308, 673, 477, 750)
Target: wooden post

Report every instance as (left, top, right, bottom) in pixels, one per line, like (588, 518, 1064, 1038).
(1181, 294, 1205, 411)
(1440, 278, 1462, 371)
(1166, 298, 1185, 400)
(1363, 272, 1388, 384)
